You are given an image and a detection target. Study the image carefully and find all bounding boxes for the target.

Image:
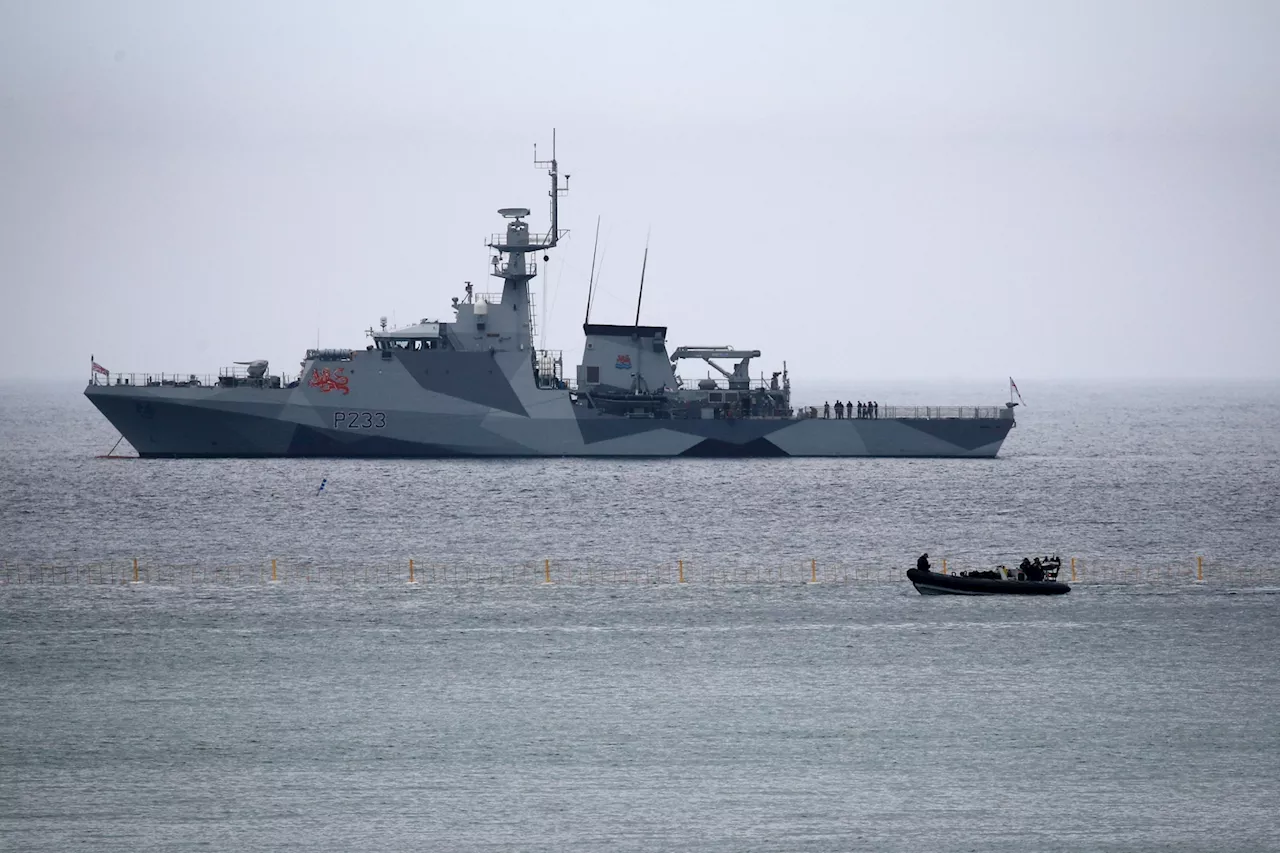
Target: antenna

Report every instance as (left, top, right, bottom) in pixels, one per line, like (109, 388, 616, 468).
(634, 228, 650, 327)
(585, 215, 600, 325)
(595, 242, 609, 310)
(534, 129, 570, 248)
(543, 254, 565, 351)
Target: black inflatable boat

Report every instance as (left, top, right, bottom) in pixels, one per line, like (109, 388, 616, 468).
(907, 568, 1071, 596)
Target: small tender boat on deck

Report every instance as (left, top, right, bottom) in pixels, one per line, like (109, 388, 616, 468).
(907, 557, 1071, 596)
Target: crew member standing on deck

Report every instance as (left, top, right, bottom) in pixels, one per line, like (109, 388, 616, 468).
(917, 553, 931, 572)
(824, 401, 830, 419)
(835, 400, 844, 420)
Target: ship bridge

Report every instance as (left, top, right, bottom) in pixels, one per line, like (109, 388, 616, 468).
(368, 318, 443, 351)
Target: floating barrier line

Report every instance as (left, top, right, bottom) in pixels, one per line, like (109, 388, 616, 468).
(0, 556, 1268, 587)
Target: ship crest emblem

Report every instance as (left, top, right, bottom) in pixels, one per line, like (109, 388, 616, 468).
(615, 354, 632, 370)
(309, 367, 350, 395)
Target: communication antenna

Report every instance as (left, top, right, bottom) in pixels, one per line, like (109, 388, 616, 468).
(634, 228, 650, 327)
(543, 254, 565, 351)
(533, 129, 570, 248)
(594, 242, 609, 313)
(584, 215, 601, 324)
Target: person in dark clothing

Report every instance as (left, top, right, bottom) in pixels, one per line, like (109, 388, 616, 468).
(856, 400, 864, 419)
(872, 400, 879, 418)
(916, 553, 931, 572)
(835, 400, 844, 420)
(823, 401, 830, 419)
(1028, 557, 1044, 582)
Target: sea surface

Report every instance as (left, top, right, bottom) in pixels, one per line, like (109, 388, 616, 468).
(2, 379, 1279, 851)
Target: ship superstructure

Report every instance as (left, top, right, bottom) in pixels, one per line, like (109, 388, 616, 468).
(85, 140, 1015, 458)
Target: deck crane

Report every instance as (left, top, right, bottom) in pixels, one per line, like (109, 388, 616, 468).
(669, 346, 761, 391)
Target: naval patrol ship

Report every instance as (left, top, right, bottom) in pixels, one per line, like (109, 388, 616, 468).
(85, 142, 1016, 458)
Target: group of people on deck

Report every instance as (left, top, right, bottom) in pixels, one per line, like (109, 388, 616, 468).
(823, 400, 879, 419)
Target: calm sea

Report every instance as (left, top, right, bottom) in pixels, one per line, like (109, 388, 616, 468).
(2, 379, 1279, 851)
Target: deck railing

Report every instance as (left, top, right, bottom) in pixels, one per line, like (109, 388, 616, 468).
(89, 371, 299, 389)
(676, 376, 785, 393)
(487, 231, 555, 249)
(90, 372, 217, 388)
(794, 405, 1003, 420)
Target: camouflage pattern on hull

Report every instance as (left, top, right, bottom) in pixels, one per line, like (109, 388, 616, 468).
(84, 350, 1012, 458)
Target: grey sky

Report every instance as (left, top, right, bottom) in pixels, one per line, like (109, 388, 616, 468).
(3, 0, 1278, 385)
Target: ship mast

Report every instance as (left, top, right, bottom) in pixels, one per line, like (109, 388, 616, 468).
(533, 129, 570, 248)
(485, 133, 570, 349)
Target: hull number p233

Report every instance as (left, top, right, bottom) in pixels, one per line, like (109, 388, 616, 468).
(334, 412, 386, 429)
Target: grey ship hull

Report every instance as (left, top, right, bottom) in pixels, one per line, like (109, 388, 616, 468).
(85, 350, 1012, 458)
